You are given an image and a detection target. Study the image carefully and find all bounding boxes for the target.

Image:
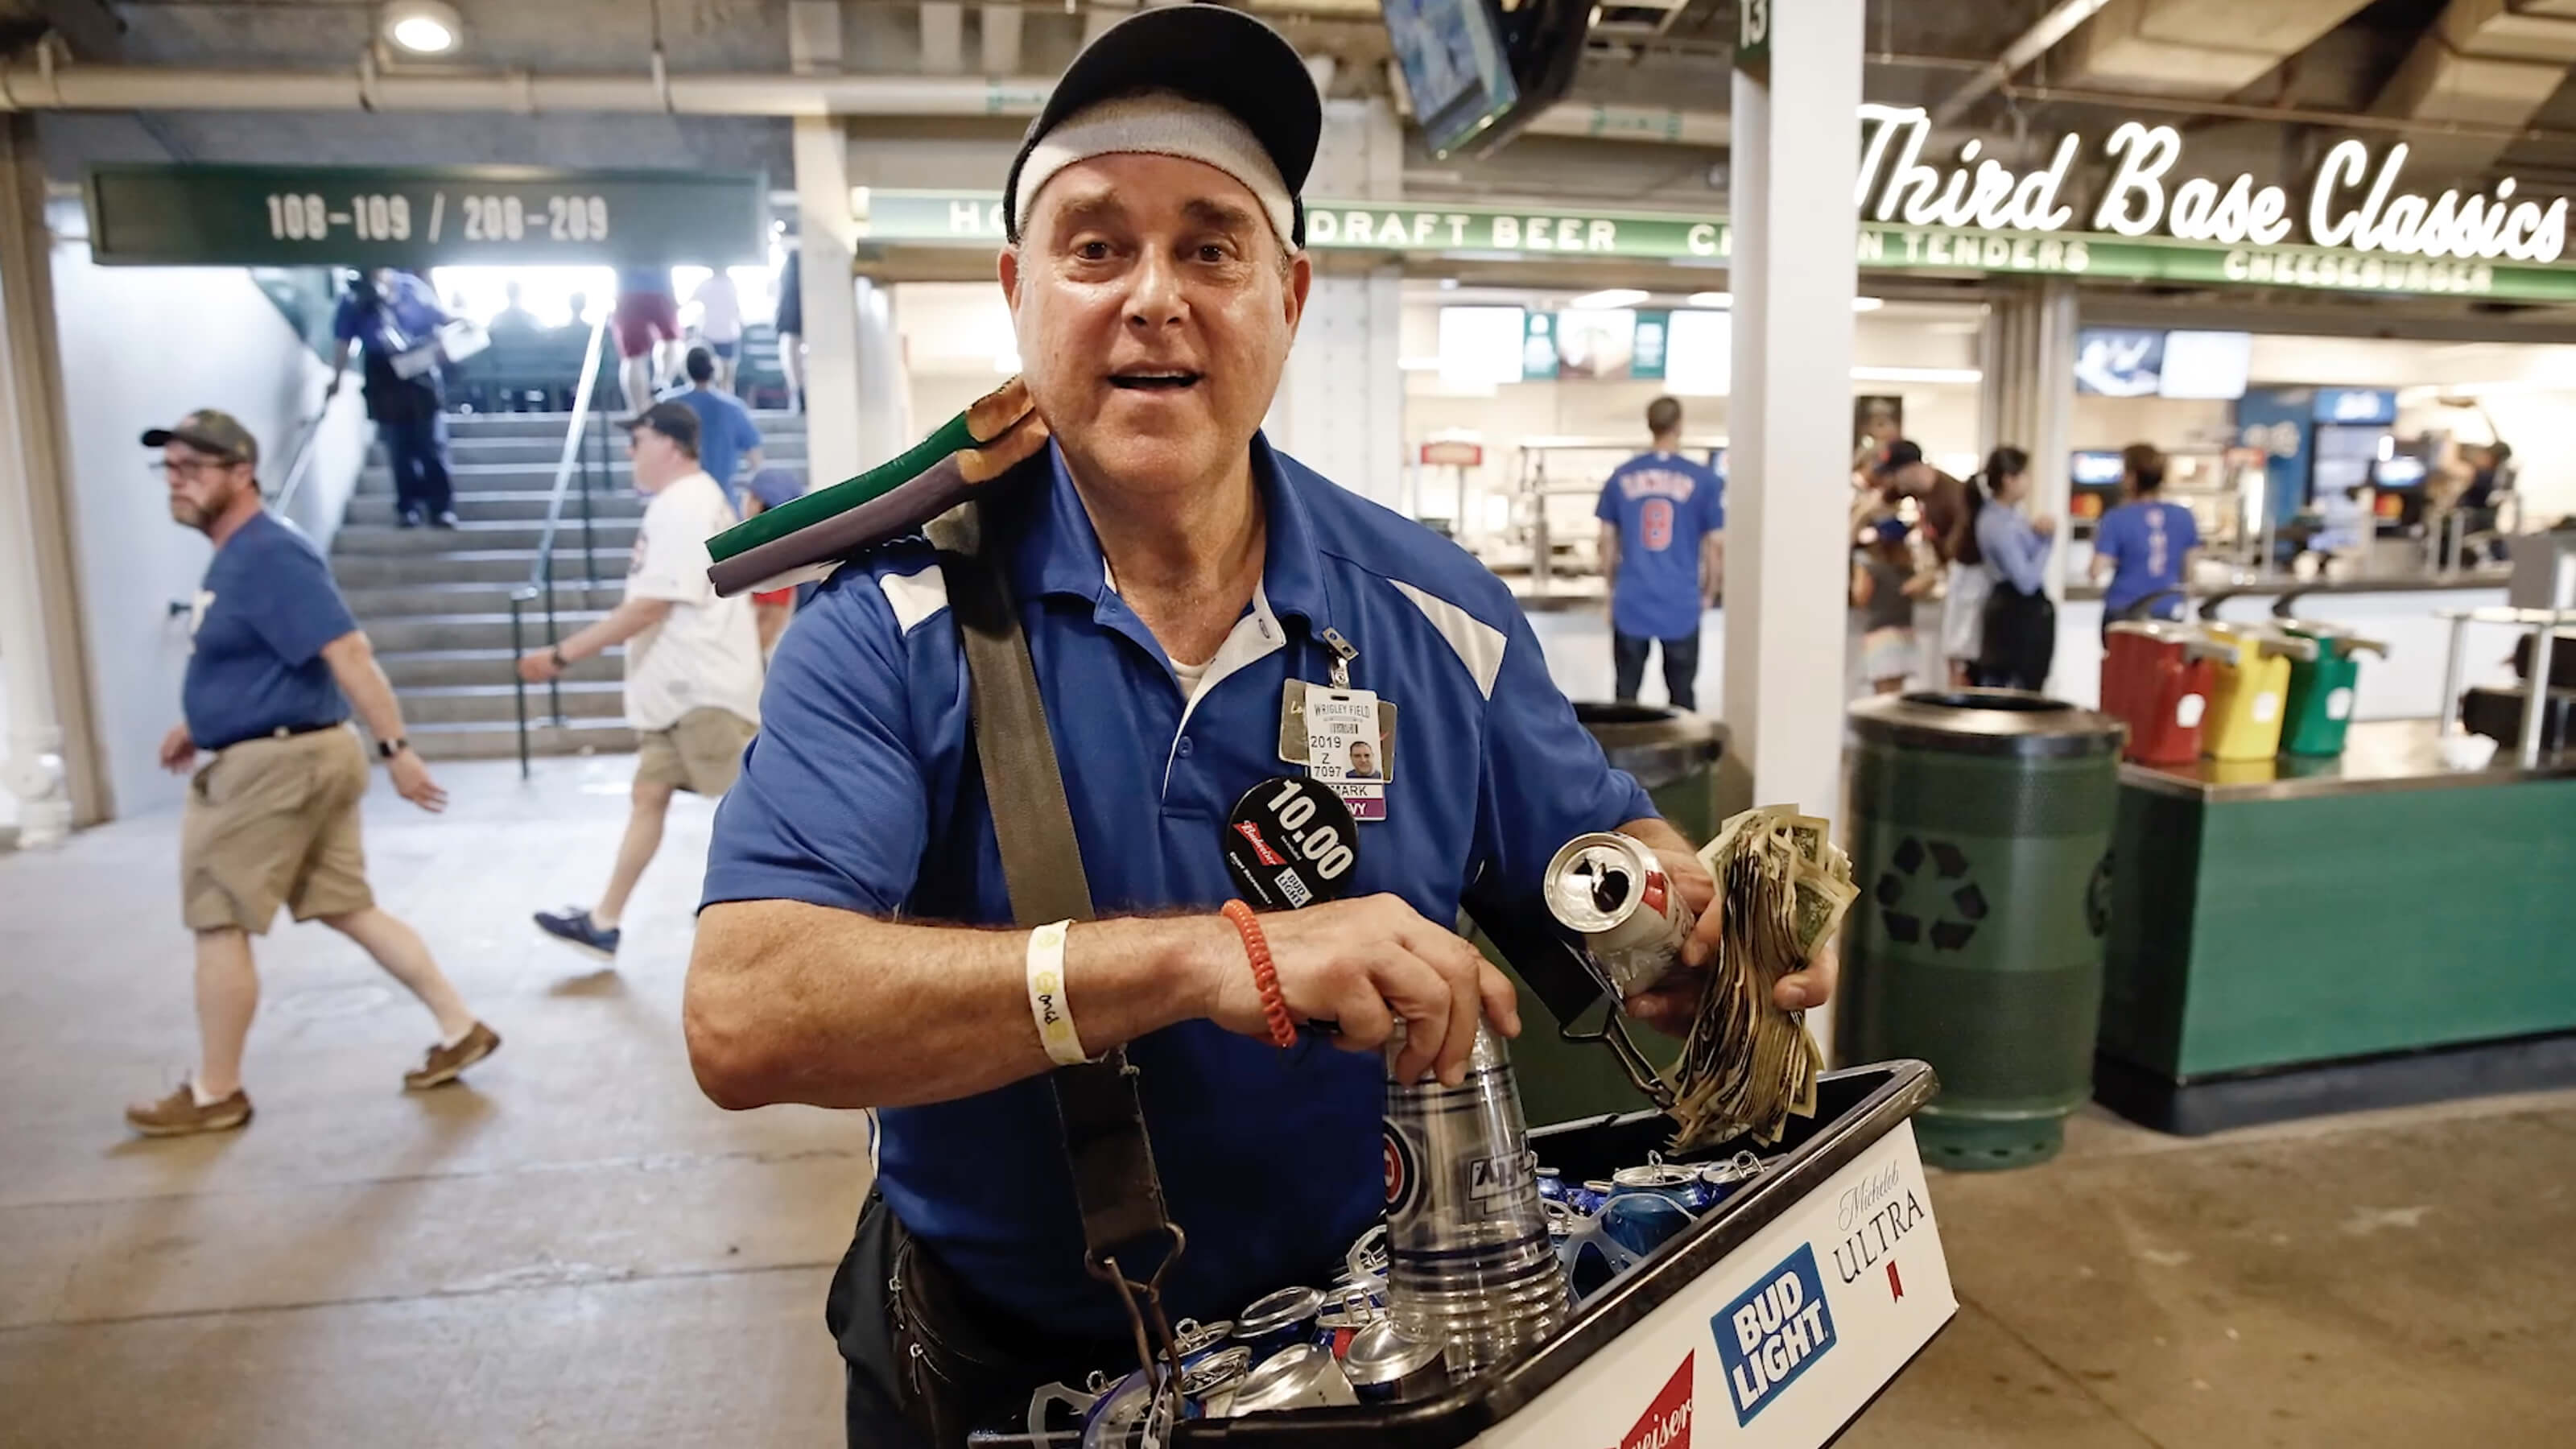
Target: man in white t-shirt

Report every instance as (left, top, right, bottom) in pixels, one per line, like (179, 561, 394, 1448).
(516, 401, 763, 960)
(688, 271, 745, 394)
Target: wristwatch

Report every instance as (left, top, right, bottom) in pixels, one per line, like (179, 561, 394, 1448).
(378, 737, 410, 760)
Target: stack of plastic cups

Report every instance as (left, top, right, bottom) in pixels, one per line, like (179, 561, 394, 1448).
(1382, 1020, 1571, 1379)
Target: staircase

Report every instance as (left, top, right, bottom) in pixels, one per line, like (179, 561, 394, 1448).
(333, 408, 809, 761)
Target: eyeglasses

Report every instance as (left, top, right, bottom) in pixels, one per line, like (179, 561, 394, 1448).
(151, 457, 247, 481)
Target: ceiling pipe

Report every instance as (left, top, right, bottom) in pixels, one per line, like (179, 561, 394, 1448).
(0, 56, 1736, 149)
(1928, 0, 2113, 127)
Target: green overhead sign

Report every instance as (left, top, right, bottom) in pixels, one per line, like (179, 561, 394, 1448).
(85, 163, 770, 267)
(859, 189, 2576, 304)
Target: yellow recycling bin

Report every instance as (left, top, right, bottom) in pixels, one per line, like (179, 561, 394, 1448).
(2200, 625, 2321, 761)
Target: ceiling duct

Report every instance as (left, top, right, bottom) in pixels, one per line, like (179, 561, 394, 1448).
(2055, 0, 2377, 96)
(2373, 0, 2576, 175)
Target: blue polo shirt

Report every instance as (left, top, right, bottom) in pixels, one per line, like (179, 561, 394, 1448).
(666, 385, 763, 499)
(2096, 500, 2199, 617)
(1596, 452, 1724, 640)
(184, 512, 357, 751)
(703, 435, 1653, 1335)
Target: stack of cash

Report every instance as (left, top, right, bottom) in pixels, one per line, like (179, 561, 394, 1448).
(1667, 806, 1857, 1152)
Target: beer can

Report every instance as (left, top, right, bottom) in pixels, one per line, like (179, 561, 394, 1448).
(1343, 1320, 1447, 1405)
(1233, 1285, 1324, 1364)
(1224, 1342, 1360, 1415)
(1611, 1161, 1713, 1214)
(1180, 1344, 1253, 1415)
(1543, 832, 1695, 998)
(1535, 1166, 1567, 1204)
(1599, 1191, 1695, 1259)
(1567, 1180, 1613, 1216)
(1697, 1150, 1766, 1207)
(1172, 1318, 1235, 1363)
(1081, 1367, 1195, 1447)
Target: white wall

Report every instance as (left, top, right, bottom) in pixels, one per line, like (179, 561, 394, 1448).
(0, 667, 15, 836)
(52, 243, 347, 818)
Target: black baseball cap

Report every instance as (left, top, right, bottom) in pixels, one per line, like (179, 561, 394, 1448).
(625, 400, 701, 455)
(1871, 440, 1925, 478)
(1000, 2, 1322, 248)
(141, 408, 259, 465)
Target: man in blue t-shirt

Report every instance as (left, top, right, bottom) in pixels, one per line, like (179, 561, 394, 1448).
(2091, 442, 2201, 624)
(666, 346, 765, 506)
(1596, 395, 1725, 711)
(327, 267, 456, 530)
(680, 13, 1835, 1437)
(125, 410, 501, 1138)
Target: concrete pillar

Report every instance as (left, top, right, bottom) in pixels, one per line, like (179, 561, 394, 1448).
(852, 275, 910, 470)
(792, 121, 863, 487)
(0, 115, 101, 841)
(1978, 278, 2079, 689)
(1271, 100, 1407, 505)
(1724, 0, 1863, 1049)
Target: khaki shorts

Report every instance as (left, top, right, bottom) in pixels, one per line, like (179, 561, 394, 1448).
(181, 725, 375, 934)
(636, 708, 758, 795)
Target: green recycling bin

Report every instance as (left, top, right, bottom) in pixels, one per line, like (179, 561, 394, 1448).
(1840, 691, 2124, 1170)
(2277, 621, 2388, 758)
(1471, 705, 1725, 1126)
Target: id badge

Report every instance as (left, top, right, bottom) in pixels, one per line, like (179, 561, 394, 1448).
(1304, 687, 1387, 821)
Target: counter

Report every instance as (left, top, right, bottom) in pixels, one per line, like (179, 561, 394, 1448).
(2095, 719, 2576, 1134)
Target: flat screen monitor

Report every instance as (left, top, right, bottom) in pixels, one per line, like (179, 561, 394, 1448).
(2070, 450, 2126, 486)
(2374, 456, 2428, 490)
(1662, 308, 1731, 397)
(1381, 0, 1588, 159)
(2157, 331, 2253, 400)
(2073, 328, 2165, 397)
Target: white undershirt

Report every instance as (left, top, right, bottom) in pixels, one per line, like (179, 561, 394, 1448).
(1170, 654, 1212, 699)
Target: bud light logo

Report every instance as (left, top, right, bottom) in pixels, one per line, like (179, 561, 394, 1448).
(1711, 1244, 1836, 1425)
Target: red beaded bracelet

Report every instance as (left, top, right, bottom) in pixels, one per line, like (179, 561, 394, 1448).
(1221, 900, 1297, 1049)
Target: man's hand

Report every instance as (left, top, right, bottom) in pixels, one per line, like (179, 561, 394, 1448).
(1618, 844, 1838, 1038)
(387, 750, 448, 812)
(517, 648, 564, 685)
(1203, 894, 1519, 1088)
(159, 724, 197, 774)
(2033, 513, 2060, 537)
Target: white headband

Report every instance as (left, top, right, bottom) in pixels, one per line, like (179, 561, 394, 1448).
(1013, 91, 1299, 251)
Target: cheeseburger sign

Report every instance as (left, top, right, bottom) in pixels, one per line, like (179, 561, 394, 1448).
(1856, 104, 2569, 266)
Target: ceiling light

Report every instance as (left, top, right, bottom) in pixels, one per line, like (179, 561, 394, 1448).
(1686, 291, 1732, 308)
(382, 2, 461, 56)
(1852, 296, 1885, 312)
(1567, 288, 1649, 309)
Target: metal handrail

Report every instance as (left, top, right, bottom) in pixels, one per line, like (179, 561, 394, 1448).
(263, 409, 328, 520)
(507, 313, 614, 780)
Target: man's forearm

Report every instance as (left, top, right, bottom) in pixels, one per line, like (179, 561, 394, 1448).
(1624, 815, 1695, 856)
(323, 636, 412, 745)
(557, 597, 669, 662)
(686, 900, 1236, 1109)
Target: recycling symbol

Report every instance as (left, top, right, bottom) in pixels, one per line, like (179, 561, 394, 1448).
(2087, 852, 2115, 939)
(1874, 835, 1983, 952)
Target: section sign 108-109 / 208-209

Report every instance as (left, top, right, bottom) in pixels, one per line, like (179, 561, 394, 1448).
(85, 163, 770, 268)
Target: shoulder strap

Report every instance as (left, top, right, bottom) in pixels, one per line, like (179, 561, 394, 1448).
(923, 504, 1183, 1282)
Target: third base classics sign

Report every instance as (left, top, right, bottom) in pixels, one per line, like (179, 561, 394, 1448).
(1478, 1121, 1956, 1448)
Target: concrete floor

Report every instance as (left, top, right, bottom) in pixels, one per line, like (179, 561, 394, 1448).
(2, 759, 2570, 1447)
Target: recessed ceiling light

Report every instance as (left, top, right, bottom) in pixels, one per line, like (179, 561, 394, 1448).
(1567, 288, 1649, 309)
(1853, 296, 1885, 312)
(382, 2, 462, 56)
(1686, 291, 1732, 308)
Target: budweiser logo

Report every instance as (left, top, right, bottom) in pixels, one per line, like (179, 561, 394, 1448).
(1232, 821, 1285, 866)
(1614, 1354, 1692, 1449)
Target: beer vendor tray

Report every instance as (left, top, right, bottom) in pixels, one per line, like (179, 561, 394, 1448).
(980, 1059, 1955, 1449)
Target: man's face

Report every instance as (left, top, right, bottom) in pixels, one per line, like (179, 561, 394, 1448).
(627, 429, 691, 493)
(1348, 741, 1375, 776)
(1001, 152, 1311, 497)
(163, 444, 255, 531)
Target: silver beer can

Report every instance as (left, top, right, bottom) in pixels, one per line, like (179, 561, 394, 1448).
(1343, 1319, 1447, 1404)
(1383, 1020, 1570, 1378)
(1223, 1342, 1360, 1414)
(1543, 832, 1695, 997)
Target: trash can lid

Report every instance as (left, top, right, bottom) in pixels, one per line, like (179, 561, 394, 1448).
(1847, 690, 2124, 759)
(1572, 703, 1725, 788)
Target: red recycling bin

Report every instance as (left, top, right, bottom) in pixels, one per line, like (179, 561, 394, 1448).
(2101, 621, 2240, 765)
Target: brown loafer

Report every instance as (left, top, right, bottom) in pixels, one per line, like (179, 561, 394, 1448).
(126, 1083, 252, 1137)
(403, 1021, 502, 1090)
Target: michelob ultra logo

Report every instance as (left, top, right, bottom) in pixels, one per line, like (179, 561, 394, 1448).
(1711, 1244, 1837, 1425)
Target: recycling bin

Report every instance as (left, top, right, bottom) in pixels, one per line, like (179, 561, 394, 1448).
(2100, 621, 2238, 765)
(2200, 625, 2318, 762)
(1839, 691, 2124, 1169)
(1573, 704, 1724, 842)
(2276, 621, 2388, 758)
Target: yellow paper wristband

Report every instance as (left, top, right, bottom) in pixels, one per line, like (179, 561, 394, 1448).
(1025, 919, 1088, 1066)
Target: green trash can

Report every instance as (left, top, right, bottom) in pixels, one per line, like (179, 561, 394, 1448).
(1471, 705, 1725, 1126)
(1839, 691, 2123, 1170)
(2277, 621, 2388, 758)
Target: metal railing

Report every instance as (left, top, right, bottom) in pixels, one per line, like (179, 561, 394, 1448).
(264, 409, 329, 521)
(508, 313, 615, 780)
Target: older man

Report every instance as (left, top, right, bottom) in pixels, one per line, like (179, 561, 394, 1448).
(130, 411, 499, 1136)
(682, 9, 1831, 1442)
